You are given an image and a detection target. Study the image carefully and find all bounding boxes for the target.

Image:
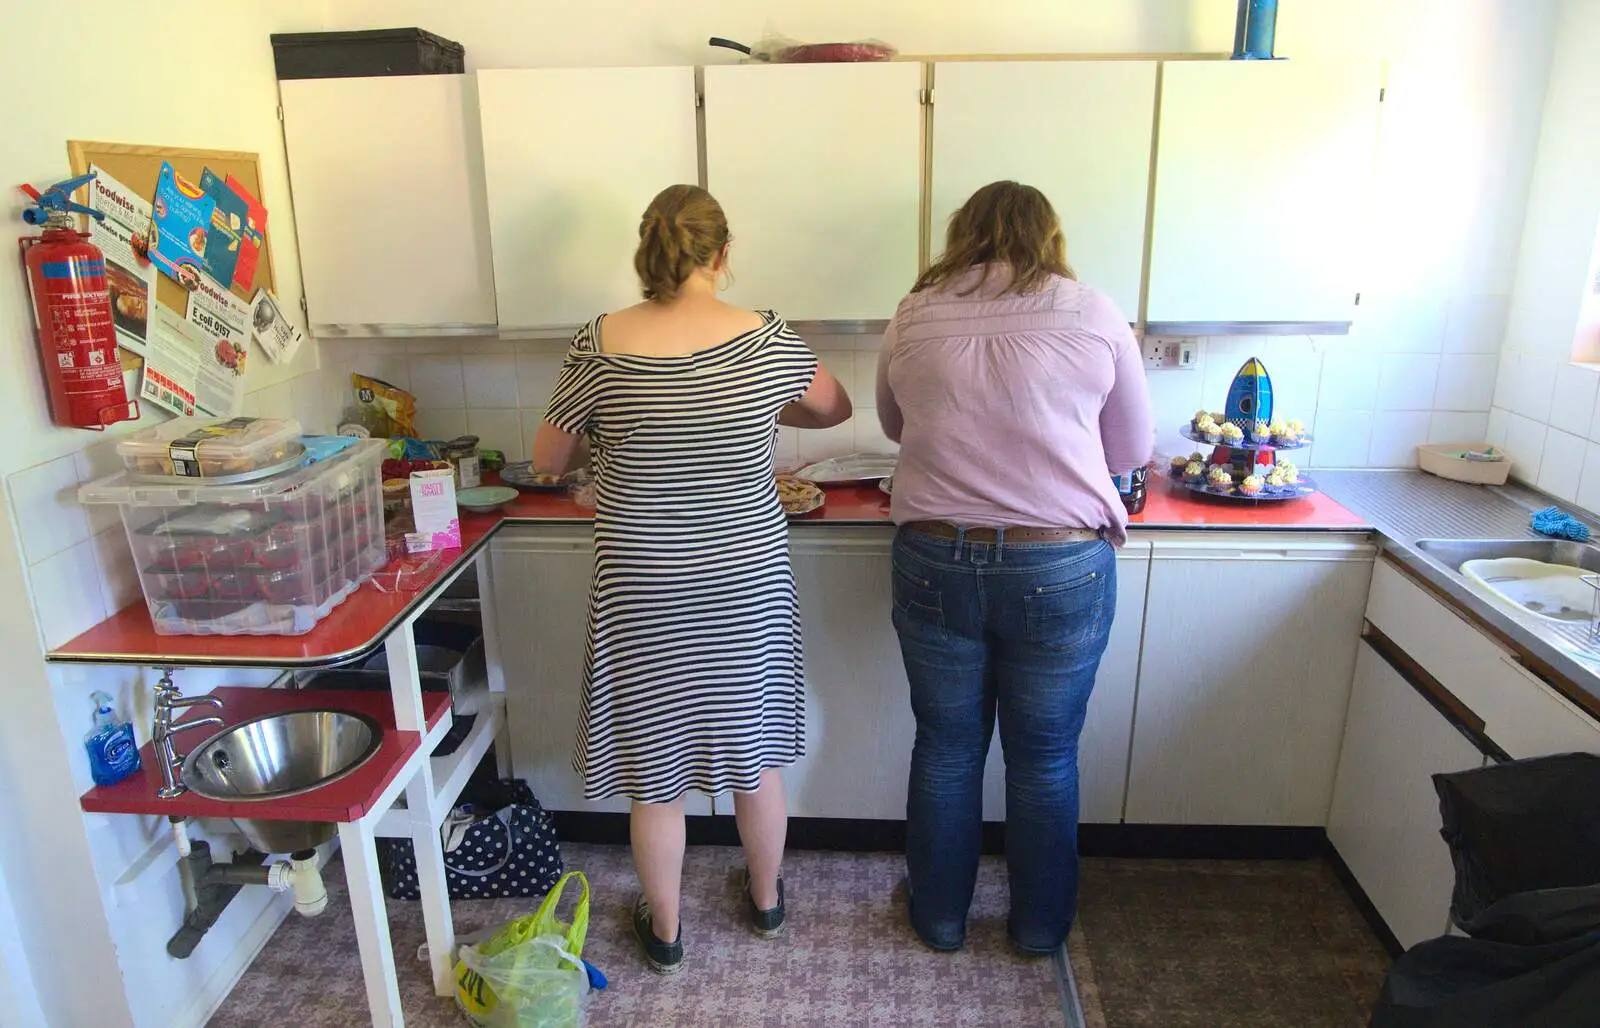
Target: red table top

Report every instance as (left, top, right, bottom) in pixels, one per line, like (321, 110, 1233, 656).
(49, 472, 1367, 668)
(79, 686, 451, 822)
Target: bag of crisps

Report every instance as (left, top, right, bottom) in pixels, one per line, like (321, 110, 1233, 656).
(350, 374, 417, 438)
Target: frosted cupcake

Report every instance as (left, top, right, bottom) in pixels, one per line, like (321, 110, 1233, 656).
(1251, 420, 1272, 445)
(1278, 462, 1300, 485)
(1273, 421, 1300, 446)
(1207, 466, 1234, 490)
(1240, 475, 1265, 496)
(1265, 470, 1289, 493)
(1170, 455, 1190, 477)
(1184, 460, 1207, 483)
(1220, 422, 1245, 445)
(1197, 417, 1222, 444)
(1192, 410, 1211, 432)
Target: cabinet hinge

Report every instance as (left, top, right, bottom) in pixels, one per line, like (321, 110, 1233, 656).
(299, 296, 309, 315)
(1378, 87, 1386, 102)
(919, 87, 933, 106)
(695, 92, 704, 109)
(1354, 292, 1362, 306)
(276, 104, 284, 121)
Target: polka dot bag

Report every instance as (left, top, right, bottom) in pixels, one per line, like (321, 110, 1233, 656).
(379, 779, 563, 900)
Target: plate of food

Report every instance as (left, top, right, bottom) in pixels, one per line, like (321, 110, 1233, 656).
(776, 475, 824, 517)
(795, 453, 898, 485)
(879, 476, 893, 496)
(501, 462, 587, 492)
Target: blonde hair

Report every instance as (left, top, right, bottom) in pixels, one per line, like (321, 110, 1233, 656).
(913, 181, 1075, 296)
(635, 184, 730, 302)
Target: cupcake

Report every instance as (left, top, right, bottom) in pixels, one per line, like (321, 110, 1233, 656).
(1169, 455, 1189, 478)
(1265, 470, 1288, 491)
(1278, 462, 1300, 485)
(1189, 451, 1205, 464)
(1220, 422, 1245, 445)
(1273, 425, 1299, 446)
(1207, 466, 1234, 490)
(1240, 475, 1265, 496)
(1183, 460, 1207, 483)
(1287, 418, 1306, 436)
(1251, 420, 1273, 445)
(1199, 418, 1222, 444)
(1192, 410, 1211, 431)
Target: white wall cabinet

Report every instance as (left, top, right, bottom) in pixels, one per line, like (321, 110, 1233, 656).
(980, 540, 1149, 825)
(1125, 534, 1375, 825)
(931, 61, 1157, 317)
(279, 75, 497, 330)
(1327, 639, 1485, 950)
(477, 68, 700, 329)
(704, 62, 924, 321)
(1146, 60, 1381, 328)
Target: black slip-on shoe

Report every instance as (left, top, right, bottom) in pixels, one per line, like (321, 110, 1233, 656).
(743, 869, 786, 939)
(632, 896, 684, 974)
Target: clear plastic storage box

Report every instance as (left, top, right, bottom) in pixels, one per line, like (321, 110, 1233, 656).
(80, 439, 386, 636)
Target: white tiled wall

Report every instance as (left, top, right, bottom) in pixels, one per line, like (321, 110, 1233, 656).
(356, 314, 1508, 474)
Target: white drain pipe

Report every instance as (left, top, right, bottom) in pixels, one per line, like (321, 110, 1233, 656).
(267, 853, 328, 917)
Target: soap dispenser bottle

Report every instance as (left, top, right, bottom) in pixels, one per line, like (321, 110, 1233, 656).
(86, 691, 141, 787)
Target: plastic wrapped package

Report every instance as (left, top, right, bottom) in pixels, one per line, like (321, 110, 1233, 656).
(79, 440, 386, 636)
(116, 417, 305, 480)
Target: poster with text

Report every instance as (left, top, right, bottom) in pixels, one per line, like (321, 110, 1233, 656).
(143, 306, 245, 418)
(86, 165, 157, 355)
(225, 174, 268, 293)
(199, 169, 248, 288)
(186, 272, 251, 377)
(149, 162, 214, 292)
(249, 289, 304, 365)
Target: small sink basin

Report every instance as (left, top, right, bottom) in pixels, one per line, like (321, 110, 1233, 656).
(182, 710, 382, 853)
(1413, 538, 1600, 574)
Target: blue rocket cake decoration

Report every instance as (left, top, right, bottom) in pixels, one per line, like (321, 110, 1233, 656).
(1225, 358, 1273, 427)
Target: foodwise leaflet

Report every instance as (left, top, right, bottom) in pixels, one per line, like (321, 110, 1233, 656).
(142, 305, 245, 418)
(186, 273, 251, 378)
(85, 165, 157, 355)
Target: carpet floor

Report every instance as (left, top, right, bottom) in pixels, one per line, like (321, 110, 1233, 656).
(209, 847, 1390, 1027)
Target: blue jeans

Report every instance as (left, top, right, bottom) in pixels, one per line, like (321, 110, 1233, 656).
(891, 527, 1116, 953)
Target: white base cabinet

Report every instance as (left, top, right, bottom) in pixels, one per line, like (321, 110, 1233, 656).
(1328, 639, 1485, 950)
(1124, 534, 1375, 825)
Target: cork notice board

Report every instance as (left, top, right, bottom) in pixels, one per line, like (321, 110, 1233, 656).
(66, 140, 279, 369)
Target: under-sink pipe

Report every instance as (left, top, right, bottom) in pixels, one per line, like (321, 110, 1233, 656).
(168, 841, 329, 958)
(268, 851, 328, 917)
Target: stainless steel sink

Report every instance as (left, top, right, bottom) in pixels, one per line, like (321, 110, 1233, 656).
(1413, 538, 1600, 574)
(182, 710, 382, 853)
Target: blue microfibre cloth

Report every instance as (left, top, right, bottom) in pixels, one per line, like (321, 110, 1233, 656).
(1531, 506, 1591, 542)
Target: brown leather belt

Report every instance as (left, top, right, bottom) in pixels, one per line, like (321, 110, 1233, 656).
(904, 521, 1101, 544)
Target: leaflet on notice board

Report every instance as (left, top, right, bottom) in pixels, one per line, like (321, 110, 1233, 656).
(85, 165, 157, 356)
(149, 162, 214, 291)
(186, 274, 251, 376)
(143, 306, 246, 418)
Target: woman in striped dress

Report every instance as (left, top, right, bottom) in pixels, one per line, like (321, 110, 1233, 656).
(532, 184, 851, 973)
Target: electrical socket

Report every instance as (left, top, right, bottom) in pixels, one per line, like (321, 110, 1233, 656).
(1143, 338, 1198, 370)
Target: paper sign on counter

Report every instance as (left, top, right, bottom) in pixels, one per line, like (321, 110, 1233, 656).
(86, 165, 157, 356)
(143, 306, 246, 418)
(249, 289, 304, 364)
(408, 468, 461, 552)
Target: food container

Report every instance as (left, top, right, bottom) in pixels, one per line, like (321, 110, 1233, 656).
(439, 435, 481, 490)
(1417, 443, 1512, 485)
(116, 417, 305, 480)
(80, 440, 386, 636)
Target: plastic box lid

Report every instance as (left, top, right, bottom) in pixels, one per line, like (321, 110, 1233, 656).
(115, 417, 305, 480)
(83, 439, 385, 507)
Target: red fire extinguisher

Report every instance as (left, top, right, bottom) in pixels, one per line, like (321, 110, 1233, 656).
(18, 173, 137, 430)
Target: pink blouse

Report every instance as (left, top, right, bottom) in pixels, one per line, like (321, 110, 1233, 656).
(876, 267, 1154, 546)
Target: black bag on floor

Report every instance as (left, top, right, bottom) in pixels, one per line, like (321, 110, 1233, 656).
(1369, 754, 1600, 1028)
(377, 778, 563, 901)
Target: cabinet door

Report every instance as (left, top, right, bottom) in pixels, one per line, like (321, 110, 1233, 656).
(1125, 535, 1375, 825)
(981, 541, 1149, 824)
(704, 63, 923, 320)
(931, 61, 1157, 317)
(478, 68, 700, 329)
(1328, 641, 1484, 949)
(787, 529, 915, 819)
(279, 75, 497, 329)
(1146, 60, 1380, 327)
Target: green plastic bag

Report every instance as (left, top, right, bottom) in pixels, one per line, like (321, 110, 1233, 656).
(455, 871, 591, 1028)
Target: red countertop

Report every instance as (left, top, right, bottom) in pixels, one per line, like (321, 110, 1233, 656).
(49, 472, 1367, 668)
(79, 686, 451, 822)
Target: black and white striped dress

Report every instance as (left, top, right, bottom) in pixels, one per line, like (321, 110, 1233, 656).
(544, 311, 820, 803)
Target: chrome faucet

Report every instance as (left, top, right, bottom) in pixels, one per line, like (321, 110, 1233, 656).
(152, 671, 224, 799)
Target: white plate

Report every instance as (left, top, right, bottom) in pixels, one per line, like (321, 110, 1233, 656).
(796, 453, 898, 485)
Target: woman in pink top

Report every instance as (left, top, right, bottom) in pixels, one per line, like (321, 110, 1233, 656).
(876, 181, 1153, 955)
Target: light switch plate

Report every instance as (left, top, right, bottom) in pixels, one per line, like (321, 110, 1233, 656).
(1143, 338, 1198, 370)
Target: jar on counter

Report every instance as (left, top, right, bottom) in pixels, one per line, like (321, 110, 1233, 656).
(439, 435, 481, 490)
(1113, 465, 1149, 515)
